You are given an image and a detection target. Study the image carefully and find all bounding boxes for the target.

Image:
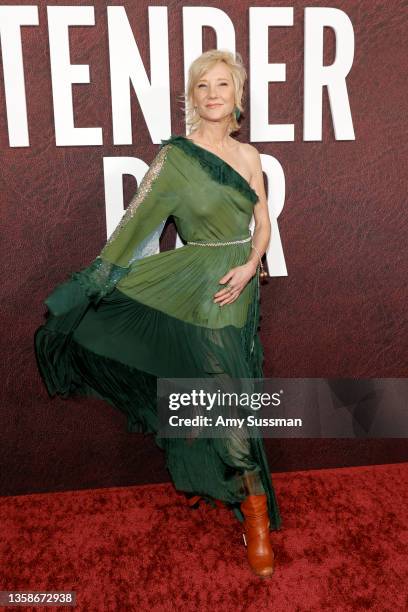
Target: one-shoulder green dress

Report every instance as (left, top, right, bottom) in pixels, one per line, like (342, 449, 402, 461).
(34, 134, 282, 531)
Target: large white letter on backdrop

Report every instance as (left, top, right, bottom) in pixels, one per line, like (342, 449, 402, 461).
(252, 154, 288, 277)
(304, 7, 355, 141)
(0, 6, 39, 147)
(249, 7, 294, 143)
(47, 6, 102, 146)
(108, 6, 170, 145)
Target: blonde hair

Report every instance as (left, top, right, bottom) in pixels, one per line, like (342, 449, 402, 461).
(182, 49, 247, 136)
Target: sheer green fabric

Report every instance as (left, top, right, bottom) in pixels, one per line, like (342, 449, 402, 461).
(34, 135, 282, 531)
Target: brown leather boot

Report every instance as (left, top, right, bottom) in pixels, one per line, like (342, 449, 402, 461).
(241, 494, 275, 577)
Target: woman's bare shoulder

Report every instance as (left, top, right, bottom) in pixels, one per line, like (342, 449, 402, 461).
(236, 140, 261, 176)
(237, 140, 260, 156)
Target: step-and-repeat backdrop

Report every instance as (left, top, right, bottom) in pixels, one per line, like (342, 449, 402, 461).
(1, 1, 406, 495)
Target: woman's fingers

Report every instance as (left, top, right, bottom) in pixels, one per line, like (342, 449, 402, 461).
(213, 285, 233, 300)
(214, 284, 238, 303)
(216, 287, 241, 306)
(214, 267, 249, 305)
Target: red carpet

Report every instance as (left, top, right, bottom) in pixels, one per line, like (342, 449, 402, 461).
(1, 462, 407, 611)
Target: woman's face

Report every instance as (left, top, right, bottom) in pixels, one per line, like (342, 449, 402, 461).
(192, 61, 236, 124)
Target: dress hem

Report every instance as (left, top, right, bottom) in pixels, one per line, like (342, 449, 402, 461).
(34, 324, 281, 531)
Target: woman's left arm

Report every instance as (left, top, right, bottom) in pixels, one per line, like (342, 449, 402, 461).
(244, 146, 271, 276)
(213, 146, 271, 307)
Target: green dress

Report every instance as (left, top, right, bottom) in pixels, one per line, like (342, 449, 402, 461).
(34, 134, 282, 531)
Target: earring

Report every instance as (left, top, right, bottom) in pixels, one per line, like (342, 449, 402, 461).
(234, 106, 241, 120)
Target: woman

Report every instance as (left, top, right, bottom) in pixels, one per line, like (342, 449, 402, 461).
(34, 49, 282, 578)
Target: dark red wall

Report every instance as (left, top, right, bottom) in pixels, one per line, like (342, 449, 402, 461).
(1, 1, 407, 496)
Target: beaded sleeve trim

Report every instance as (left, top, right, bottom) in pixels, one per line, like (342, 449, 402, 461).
(84, 142, 173, 301)
(101, 143, 171, 252)
(68, 257, 129, 307)
(160, 135, 259, 205)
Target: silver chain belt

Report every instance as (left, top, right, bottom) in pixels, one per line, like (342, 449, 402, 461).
(186, 235, 252, 247)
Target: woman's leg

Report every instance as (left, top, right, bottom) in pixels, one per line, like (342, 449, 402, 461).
(242, 468, 265, 495)
(223, 427, 275, 577)
(220, 423, 266, 495)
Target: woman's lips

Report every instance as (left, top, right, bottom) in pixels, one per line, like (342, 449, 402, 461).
(207, 104, 222, 108)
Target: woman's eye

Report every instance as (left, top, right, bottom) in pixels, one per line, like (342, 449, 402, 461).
(197, 83, 228, 87)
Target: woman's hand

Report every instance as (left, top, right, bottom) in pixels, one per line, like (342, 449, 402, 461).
(213, 261, 258, 307)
